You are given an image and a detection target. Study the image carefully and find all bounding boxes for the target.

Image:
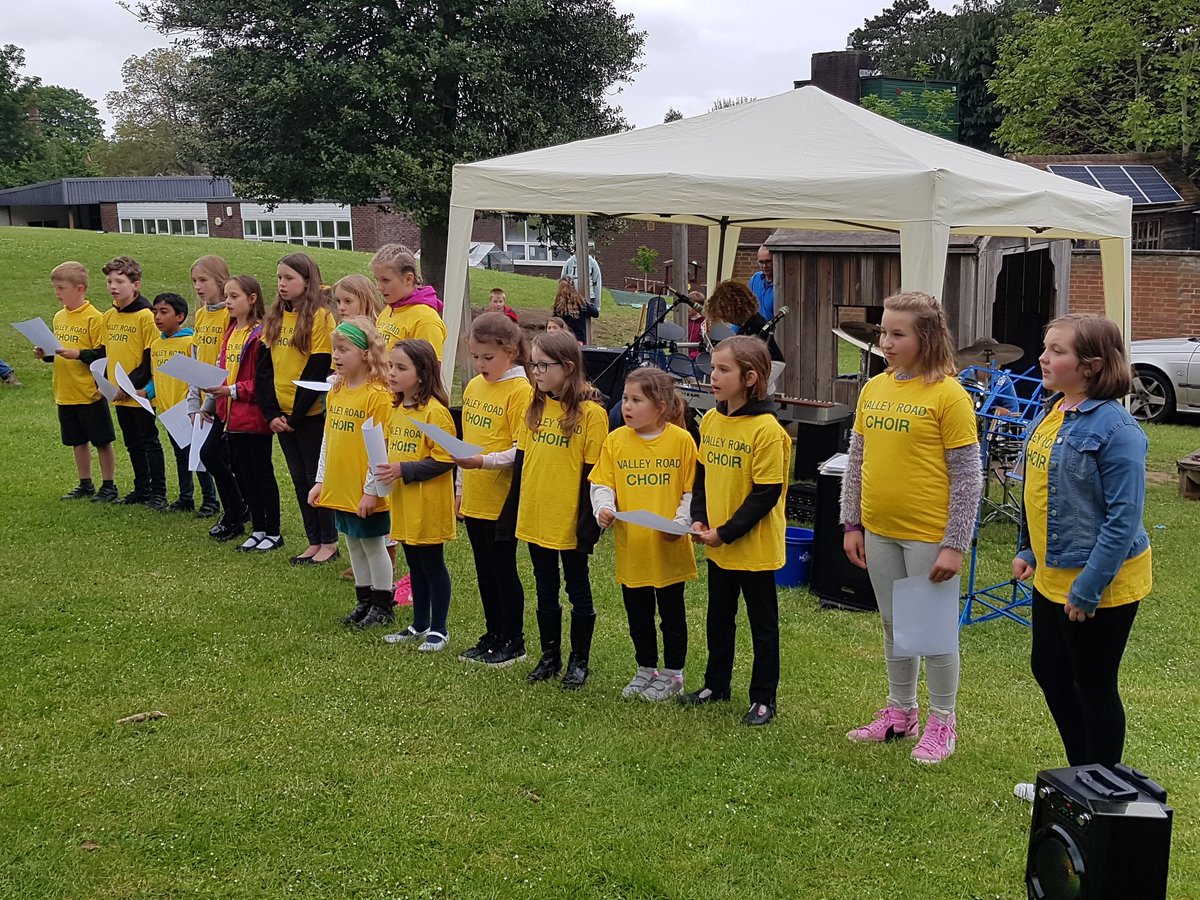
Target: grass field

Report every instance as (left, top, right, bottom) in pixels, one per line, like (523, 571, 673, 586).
(1, 227, 1198, 898)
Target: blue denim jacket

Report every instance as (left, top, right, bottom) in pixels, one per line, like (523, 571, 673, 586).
(1017, 395, 1150, 613)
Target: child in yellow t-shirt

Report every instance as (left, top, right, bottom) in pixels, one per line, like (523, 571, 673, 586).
(36, 261, 118, 501)
(185, 254, 230, 518)
(101, 255, 167, 508)
(590, 368, 697, 701)
(309, 317, 395, 627)
(371, 244, 447, 356)
(841, 292, 981, 764)
(683, 336, 790, 727)
(505, 330, 607, 689)
(375, 339, 457, 651)
(333, 274, 383, 323)
(146, 292, 199, 511)
(260, 252, 338, 564)
(453, 312, 533, 667)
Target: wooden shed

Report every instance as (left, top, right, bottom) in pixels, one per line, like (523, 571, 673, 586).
(767, 230, 1072, 407)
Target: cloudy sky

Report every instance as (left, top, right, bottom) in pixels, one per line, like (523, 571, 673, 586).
(12, 0, 958, 131)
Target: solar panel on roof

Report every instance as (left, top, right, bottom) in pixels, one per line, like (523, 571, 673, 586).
(1047, 165, 1100, 188)
(1089, 166, 1145, 202)
(1124, 165, 1184, 204)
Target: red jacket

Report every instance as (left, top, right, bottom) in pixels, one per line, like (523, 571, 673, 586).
(218, 323, 270, 434)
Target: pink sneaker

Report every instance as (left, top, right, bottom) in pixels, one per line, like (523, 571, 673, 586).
(847, 706, 919, 743)
(911, 712, 957, 764)
(393, 573, 413, 607)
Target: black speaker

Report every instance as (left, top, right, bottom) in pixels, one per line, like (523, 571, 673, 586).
(581, 346, 628, 411)
(809, 472, 877, 611)
(1027, 764, 1172, 900)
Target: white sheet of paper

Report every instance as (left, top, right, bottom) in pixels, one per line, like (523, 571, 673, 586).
(188, 416, 212, 472)
(292, 379, 333, 393)
(361, 417, 391, 497)
(407, 416, 483, 459)
(891, 575, 962, 658)
(114, 362, 155, 414)
(89, 358, 119, 403)
(12, 317, 63, 354)
(159, 399, 193, 448)
(613, 509, 692, 536)
(158, 353, 229, 389)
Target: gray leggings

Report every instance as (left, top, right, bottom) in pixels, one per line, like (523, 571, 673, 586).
(346, 535, 393, 592)
(864, 530, 961, 716)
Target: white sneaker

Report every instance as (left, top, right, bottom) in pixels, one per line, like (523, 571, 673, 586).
(621, 667, 656, 698)
(1014, 782, 1036, 802)
(640, 670, 684, 702)
(418, 632, 448, 652)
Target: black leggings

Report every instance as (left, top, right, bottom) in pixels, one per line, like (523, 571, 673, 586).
(114, 404, 165, 497)
(402, 542, 451, 635)
(463, 516, 525, 641)
(278, 415, 336, 544)
(200, 416, 244, 526)
(622, 582, 687, 671)
(702, 562, 780, 706)
(528, 543, 594, 617)
(227, 432, 280, 535)
(1031, 588, 1139, 767)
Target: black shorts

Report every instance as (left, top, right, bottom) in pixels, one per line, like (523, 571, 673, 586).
(58, 401, 116, 448)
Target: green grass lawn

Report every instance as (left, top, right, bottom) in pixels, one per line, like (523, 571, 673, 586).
(2, 227, 1199, 898)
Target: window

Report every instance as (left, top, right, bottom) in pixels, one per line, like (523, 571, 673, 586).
(241, 214, 353, 250)
(1132, 219, 1161, 250)
(119, 216, 211, 239)
(502, 216, 570, 266)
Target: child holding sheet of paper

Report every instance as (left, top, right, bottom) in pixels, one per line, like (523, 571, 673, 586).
(590, 367, 697, 701)
(375, 338, 457, 650)
(309, 318, 394, 627)
(146, 293, 198, 512)
(840, 292, 981, 763)
(203, 276, 280, 552)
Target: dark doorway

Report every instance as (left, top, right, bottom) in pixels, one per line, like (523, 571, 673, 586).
(992, 249, 1054, 389)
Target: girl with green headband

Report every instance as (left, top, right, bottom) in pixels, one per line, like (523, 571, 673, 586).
(308, 316, 396, 627)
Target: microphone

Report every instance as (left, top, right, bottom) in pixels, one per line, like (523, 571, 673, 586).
(667, 288, 704, 311)
(760, 306, 789, 334)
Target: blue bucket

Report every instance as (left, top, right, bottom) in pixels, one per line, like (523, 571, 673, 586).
(776, 526, 814, 588)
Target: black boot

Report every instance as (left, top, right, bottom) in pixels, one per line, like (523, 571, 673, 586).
(357, 589, 396, 628)
(528, 608, 562, 682)
(342, 586, 373, 625)
(561, 613, 595, 690)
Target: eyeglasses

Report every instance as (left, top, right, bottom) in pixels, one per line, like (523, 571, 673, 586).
(529, 361, 563, 374)
(757, 259, 772, 267)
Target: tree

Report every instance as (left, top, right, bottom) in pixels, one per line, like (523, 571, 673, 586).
(97, 48, 206, 176)
(630, 245, 659, 290)
(133, 0, 646, 296)
(850, 0, 956, 78)
(992, 0, 1200, 172)
(709, 96, 757, 111)
(663, 107, 683, 122)
(0, 44, 102, 187)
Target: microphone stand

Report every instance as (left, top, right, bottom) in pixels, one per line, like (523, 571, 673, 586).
(593, 296, 688, 387)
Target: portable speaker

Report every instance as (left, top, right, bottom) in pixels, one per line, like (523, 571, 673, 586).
(809, 472, 877, 611)
(1027, 763, 1172, 900)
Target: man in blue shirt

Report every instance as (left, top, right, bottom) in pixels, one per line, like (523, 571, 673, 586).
(749, 245, 774, 320)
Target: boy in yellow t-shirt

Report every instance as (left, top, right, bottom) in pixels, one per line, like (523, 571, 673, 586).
(371, 244, 447, 357)
(35, 261, 118, 502)
(100, 256, 167, 509)
(146, 293, 201, 512)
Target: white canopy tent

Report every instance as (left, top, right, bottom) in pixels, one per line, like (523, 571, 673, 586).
(441, 85, 1131, 376)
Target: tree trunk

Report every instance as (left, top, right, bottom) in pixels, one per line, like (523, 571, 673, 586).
(420, 219, 450, 301)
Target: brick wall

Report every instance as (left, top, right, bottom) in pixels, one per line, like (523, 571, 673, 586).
(207, 202, 242, 240)
(1070, 250, 1200, 338)
(99, 202, 118, 233)
(350, 204, 422, 253)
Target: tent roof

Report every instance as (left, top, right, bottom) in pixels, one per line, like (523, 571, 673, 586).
(450, 86, 1131, 241)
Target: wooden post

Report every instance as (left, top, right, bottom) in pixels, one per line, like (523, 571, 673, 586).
(574, 214, 592, 344)
(672, 223, 689, 327)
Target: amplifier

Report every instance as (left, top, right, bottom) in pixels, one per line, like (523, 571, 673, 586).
(810, 472, 877, 611)
(1027, 763, 1172, 900)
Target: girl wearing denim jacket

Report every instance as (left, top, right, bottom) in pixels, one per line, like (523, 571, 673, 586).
(1013, 314, 1150, 781)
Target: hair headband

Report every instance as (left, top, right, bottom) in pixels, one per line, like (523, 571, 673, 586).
(334, 322, 368, 350)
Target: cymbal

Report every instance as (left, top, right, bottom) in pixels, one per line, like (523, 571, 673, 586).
(706, 322, 735, 343)
(956, 337, 1024, 368)
(839, 320, 882, 345)
(832, 327, 886, 358)
(651, 320, 687, 342)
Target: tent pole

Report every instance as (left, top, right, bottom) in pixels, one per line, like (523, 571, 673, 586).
(574, 215, 593, 343)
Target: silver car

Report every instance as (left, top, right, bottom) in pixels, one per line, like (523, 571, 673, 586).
(1130, 336, 1200, 423)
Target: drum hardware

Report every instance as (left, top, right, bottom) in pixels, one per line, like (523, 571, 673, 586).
(832, 322, 883, 385)
(955, 337, 1024, 369)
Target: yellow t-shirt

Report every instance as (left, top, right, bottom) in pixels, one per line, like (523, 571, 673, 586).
(387, 400, 457, 545)
(515, 398, 608, 550)
(1024, 403, 1152, 607)
(103, 304, 158, 408)
(192, 305, 230, 367)
(268, 306, 335, 416)
(697, 408, 790, 571)
(375, 303, 447, 358)
(855, 372, 979, 543)
(222, 324, 253, 385)
(459, 374, 533, 521)
(149, 333, 192, 413)
(318, 381, 394, 515)
(590, 423, 698, 588)
(51, 301, 104, 405)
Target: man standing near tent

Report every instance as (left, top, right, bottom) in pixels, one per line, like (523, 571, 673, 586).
(561, 251, 603, 308)
(749, 245, 774, 320)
